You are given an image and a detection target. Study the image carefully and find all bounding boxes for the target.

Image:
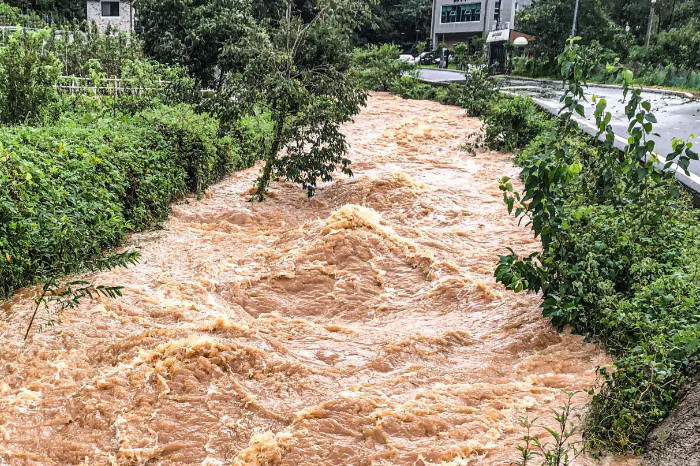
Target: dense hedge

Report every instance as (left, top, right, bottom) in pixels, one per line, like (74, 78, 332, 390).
(0, 104, 265, 299)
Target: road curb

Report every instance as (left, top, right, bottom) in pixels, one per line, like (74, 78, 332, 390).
(518, 93, 700, 199)
(416, 67, 466, 76)
(503, 76, 695, 99)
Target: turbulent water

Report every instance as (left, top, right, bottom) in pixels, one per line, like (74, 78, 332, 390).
(1, 93, 636, 465)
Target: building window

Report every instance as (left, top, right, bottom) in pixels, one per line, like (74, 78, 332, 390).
(101, 1, 120, 17)
(441, 4, 481, 24)
(494, 1, 501, 21)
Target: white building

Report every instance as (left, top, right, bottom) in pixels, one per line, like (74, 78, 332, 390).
(86, 0, 137, 34)
(430, 0, 533, 48)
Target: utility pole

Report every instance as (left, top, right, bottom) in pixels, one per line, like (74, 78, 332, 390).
(645, 0, 657, 53)
(571, 0, 581, 38)
(430, 0, 436, 49)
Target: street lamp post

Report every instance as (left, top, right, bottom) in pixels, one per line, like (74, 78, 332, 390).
(645, 0, 657, 53)
(571, 0, 581, 38)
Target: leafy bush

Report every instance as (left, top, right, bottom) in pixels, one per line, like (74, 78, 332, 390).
(388, 71, 498, 119)
(484, 95, 553, 152)
(0, 24, 146, 79)
(389, 75, 469, 107)
(450, 67, 497, 117)
(390, 75, 439, 100)
(352, 44, 414, 91)
(0, 105, 266, 300)
(0, 28, 61, 125)
(452, 42, 468, 70)
(647, 24, 700, 71)
(0, 3, 45, 27)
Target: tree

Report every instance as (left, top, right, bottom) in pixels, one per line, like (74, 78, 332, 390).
(135, 0, 258, 87)
(352, 43, 414, 91)
(217, 0, 368, 200)
(516, 0, 633, 64)
(453, 42, 468, 70)
(355, 0, 432, 50)
(2, 0, 85, 22)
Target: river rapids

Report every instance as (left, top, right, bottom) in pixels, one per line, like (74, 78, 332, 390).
(1, 93, 635, 465)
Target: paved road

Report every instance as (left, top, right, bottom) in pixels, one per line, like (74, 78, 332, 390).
(417, 69, 700, 193)
(501, 77, 700, 193)
(416, 68, 466, 83)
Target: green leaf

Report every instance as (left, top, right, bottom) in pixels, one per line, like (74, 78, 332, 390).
(622, 69, 634, 84)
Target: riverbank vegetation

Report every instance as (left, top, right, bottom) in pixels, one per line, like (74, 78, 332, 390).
(0, 28, 265, 300)
(497, 42, 700, 455)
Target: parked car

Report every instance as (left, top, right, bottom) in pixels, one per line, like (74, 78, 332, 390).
(418, 52, 438, 66)
(398, 54, 417, 64)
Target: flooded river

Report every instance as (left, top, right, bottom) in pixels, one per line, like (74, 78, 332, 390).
(1, 93, 633, 465)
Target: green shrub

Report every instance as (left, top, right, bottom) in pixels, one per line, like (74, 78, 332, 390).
(44, 23, 145, 78)
(352, 44, 414, 92)
(389, 75, 439, 101)
(0, 29, 62, 125)
(450, 67, 497, 117)
(453, 42, 468, 70)
(484, 95, 553, 152)
(0, 105, 265, 300)
(0, 3, 45, 28)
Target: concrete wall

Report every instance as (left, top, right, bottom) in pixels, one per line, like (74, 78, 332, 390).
(87, 0, 133, 34)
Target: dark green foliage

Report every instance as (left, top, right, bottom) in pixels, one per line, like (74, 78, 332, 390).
(387, 72, 497, 116)
(389, 76, 472, 106)
(0, 28, 61, 124)
(646, 24, 700, 70)
(495, 39, 700, 454)
(0, 2, 45, 26)
(0, 105, 265, 300)
(2, 0, 85, 22)
(516, 0, 633, 70)
(352, 43, 414, 92)
(451, 67, 498, 117)
(452, 42, 468, 70)
(515, 0, 700, 91)
(136, 0, 258, 87)
(354, 0, 432, 51)
(44, 23, 145, 78)
(389, 76, 447, 102)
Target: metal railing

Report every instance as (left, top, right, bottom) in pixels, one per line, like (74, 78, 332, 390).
(56, 76, 168, 95)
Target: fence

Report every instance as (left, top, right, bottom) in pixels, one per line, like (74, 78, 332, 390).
(56, 76, 167, 96)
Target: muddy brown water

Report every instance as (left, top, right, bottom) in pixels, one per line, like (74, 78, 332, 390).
(0, 93, 637, 465)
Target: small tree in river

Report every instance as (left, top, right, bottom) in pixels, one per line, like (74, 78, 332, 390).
(219, 0, 369, 200)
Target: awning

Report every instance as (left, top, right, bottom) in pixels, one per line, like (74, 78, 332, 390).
(486, 29, 511, 43)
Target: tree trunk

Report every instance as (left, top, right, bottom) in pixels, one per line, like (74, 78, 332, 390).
(254, 114, 285, 201)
